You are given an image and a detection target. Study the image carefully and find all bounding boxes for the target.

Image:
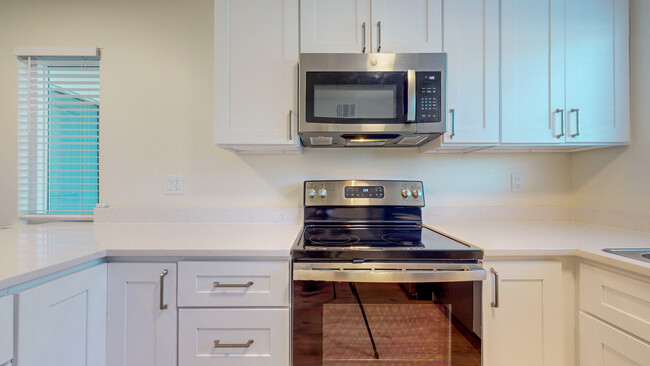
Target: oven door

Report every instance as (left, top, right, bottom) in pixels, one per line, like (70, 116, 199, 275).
(304, 71, 415, 125)
(292, 263, 484, 365)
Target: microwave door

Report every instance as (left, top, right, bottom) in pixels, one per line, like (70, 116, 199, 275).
(305, 72, 408, 124)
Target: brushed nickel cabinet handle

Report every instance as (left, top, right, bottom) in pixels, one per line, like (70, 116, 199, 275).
(214, 339, 254, 348)
(448, 109, 456, 138)
(570, 108, 580, 137)
(159, 269, 168, 310)
(376, 21, 382, 52)
(490, 268, 499, 308)
(362, 22, 366, 53)
(554, 109, 565, 138)
(213, 281, 254, 288)
(288, 109, 293, 141)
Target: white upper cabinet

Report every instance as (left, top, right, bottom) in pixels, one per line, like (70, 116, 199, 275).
(565, 0, 629, 143)
(300, 0, 442, 54)
(436, 0, 499, 146)
(215, 0, 301, 154)
(501, 0, 629, 147)
(300, 0, 370, 53)
(501, 0, 565, 144)
(370, 0, 442, 53)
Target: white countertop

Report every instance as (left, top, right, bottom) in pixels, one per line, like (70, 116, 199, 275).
(0, 222, 302, 290)
(432, 222, 650, 277)
(0, 220, 649, 291)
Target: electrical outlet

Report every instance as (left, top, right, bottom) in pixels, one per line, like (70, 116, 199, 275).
(164, 175, 184, 195)
(511, 173, 523, 192)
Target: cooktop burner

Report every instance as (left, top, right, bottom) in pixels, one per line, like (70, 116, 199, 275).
(304, 226, 423, 248)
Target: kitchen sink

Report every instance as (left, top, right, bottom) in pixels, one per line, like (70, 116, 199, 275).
(603, 248, 650, 263)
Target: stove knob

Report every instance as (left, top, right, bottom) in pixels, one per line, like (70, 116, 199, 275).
(412, 189, 421, 198)
(307, 189, 316, 199)
(319, 188, 328, 198)
(401, 189, 412, 198)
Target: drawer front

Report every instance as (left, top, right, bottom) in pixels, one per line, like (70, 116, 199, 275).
(178, 261, 289, 307)
(580, 263, 650, 342)
(178, 308, 289, 366)
(0, 295, 13, 365)
(579, 312, 650, 366)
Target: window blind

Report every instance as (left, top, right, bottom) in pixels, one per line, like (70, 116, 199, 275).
(17, 56, 100, 216)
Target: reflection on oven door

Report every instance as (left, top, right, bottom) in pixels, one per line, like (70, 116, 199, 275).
(293, 281, 481, 366)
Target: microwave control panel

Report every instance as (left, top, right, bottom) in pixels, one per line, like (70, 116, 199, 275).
(416, 71, 442, 123)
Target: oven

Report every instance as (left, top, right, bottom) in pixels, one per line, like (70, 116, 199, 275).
(298, 53, 446, 148)
(291, 180, 485, 365)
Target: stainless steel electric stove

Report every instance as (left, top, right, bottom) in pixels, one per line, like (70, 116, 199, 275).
(292, 180, 485, 365)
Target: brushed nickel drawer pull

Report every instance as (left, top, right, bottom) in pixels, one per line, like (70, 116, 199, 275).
(213, 281, 254, 288)
(214, 339, 254, 348)
(160, 269, 169, 310)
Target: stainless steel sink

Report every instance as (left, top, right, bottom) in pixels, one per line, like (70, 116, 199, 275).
(603, 248, 650, 263)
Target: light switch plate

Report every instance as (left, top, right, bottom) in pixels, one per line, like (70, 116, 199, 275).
(164, 175, 184, 195)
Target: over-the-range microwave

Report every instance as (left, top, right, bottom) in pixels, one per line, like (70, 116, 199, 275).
(298, 53, 447, 148)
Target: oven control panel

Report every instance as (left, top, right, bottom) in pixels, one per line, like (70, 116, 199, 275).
(416, 71, 442, 123)
(304, 180, 424, 207)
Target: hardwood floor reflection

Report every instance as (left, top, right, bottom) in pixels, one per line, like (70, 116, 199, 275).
(293, 281, 481, 366)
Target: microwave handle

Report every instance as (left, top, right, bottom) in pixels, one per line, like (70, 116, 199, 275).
(407, 70, 416, 122)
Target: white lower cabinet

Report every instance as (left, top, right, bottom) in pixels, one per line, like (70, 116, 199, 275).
(578, 262, 650, 365)
(107, 263, 177, 366)
(579, 312, 650, 365)
(16, 264, 107, 366)
(178, 309, 290, 366)
(482, 260, 563, 366)
(0, 295, 13, 366)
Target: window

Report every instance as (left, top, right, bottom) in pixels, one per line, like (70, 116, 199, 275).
(17, 51, 100, 218)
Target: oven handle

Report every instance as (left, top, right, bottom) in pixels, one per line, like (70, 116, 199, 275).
(407, 70, 416, 122)
(293, 268, 486, 283)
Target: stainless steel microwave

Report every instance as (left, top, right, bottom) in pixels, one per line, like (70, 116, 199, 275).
(299, 53, 446, 148)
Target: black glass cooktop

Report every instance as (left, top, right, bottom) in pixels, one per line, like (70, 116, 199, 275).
(292, 224, 483, 261)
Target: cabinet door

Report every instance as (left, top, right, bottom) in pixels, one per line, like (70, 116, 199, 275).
(0, 295, 12, 365)
(107, 263, 177, 366)
(565, 0, 629, 143)
(501, 0, 565, 143)
(215, 0, 301, 153)
(16, 264, 107, 366)
(482, 260, 563, 366)
(580, 312, 650, 365)
(300, 0, 370, 53)
(441, 0, 499, 144)
(370, 0, 442, 53)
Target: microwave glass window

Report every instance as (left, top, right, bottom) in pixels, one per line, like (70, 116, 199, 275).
(313, 84, 397, 119)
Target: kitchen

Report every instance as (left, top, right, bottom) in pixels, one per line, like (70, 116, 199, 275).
(0, 0, 649, 365)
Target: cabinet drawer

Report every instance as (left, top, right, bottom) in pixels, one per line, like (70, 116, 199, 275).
(580, 263, 650, 342)
(178, 308, 289, 366)
(0, 295, 12, 365)
(178, 261, 289, 307)
(579, 312, 650, 365)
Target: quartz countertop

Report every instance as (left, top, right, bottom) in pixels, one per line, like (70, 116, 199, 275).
(0, 222, 302, 290)
(1, 220, 649, 292)
(432, 222, 650, 277)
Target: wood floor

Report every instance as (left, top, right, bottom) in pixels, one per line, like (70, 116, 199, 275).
(293, 282, 481, 366)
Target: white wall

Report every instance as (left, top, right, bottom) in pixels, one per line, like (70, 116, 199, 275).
(571, 0, 650, 215)
(0, 0, 572, 227)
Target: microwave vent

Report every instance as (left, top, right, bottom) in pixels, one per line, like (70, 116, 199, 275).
(397, 136, 428, 145)
(336, 104, 356, 118)
(310, 136, 334, 146)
